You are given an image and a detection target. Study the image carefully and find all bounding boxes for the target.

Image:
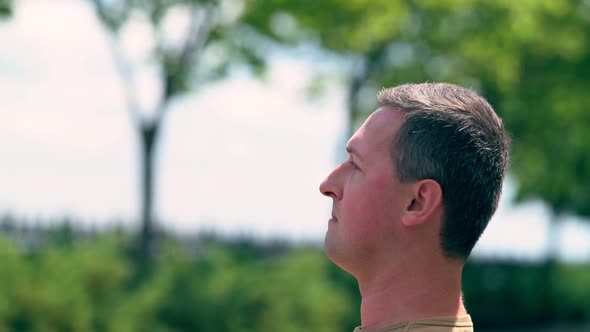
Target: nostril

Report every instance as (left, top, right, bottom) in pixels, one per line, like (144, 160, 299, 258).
(319, 181, 329, 195)
(319, 177, 339, 199)
(321, 189, 337, 199)
(320, 182, 333, 198)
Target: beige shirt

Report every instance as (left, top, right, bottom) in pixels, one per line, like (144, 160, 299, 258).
(353, 315, 473, 332)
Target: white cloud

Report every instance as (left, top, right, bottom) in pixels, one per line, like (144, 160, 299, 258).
(0, 0, 345, 241)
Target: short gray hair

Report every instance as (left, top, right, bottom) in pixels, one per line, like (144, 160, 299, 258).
(378, 83, 510, 259)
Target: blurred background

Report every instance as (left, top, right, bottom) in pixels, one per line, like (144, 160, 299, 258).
(1, 0, 590, 331)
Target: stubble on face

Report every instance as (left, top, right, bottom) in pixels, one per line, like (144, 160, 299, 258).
(323, 108, 408, 277)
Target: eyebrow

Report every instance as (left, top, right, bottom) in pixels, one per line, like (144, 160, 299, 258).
(346, 145, 363, 161)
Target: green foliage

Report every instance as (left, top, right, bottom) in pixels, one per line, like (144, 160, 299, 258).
(244, 0, 410, 52)
(0, 232, 358, 332)
(1, 225, 590, 330)
(0, 0, 11, 19)
(428, 0, 590, 216)
(92, 0, 276, 97)
(246, 0, 590, 219)
(88, 0, 285, 266)
(463, 261, 590, 327)
(463, 262, 552, 327)
(141, 243, 357, 332)
(0, 234, 131, 332)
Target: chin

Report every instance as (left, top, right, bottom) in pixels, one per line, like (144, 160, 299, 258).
(323, 240, 349, 271)
(323, 236, 338, 261)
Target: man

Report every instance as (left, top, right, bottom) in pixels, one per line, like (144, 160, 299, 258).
(319, 83, 510, 332)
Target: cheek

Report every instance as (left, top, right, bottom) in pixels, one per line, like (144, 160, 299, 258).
(345, 177, 398, 235)
(369, 178, 402, 226)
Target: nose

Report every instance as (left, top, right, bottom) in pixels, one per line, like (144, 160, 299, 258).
(319, 166, 342, 200)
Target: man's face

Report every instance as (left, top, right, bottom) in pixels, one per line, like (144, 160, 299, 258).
(319, 108, 411, 275)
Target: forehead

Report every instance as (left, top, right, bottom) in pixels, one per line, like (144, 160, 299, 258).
(347, 107, 404, 154)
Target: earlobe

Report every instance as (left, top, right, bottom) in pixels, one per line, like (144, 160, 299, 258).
(401, 180, 443, 227)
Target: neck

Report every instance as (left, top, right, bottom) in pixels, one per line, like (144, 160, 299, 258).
(357, 258, 466, 330)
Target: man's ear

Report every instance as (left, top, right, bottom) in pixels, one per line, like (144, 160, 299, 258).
(401, 179, 443, 227)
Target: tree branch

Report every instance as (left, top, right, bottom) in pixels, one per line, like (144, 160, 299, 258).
(346, 43, 388, 137)
(106, 33, 143, 128)
(91, 0, 142, 128)
(179, 4, 216, 73)
(156, 2, 217, 124)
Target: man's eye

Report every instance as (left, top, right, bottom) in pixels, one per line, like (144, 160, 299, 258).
(349, 160, 359, 170)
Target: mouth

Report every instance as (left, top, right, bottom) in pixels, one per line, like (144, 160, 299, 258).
(329, 214, 338, 223)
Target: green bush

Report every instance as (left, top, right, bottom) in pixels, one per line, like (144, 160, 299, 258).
(0, 234, 358, 332)
(1, 230, 589, 331)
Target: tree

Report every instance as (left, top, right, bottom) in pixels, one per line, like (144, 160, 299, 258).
(89, 0, 272, 269)
(242, 0, 416, 137)
(435, 0, 590, 262)
(246, 0, 590, 260)
(0, 0, 12, 19)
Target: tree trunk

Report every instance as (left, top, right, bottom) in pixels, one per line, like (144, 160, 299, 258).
(546, 210, 564, 263)
(541, 210, 563, 319)
(346, 46, 388, 139)
(346, 62, 364, 140)
(138, 122, 159, 268)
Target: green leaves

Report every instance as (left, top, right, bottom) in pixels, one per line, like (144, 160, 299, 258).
(0, 0, 12, 19)
(1, 227, 590, 330)
(246, 0, 590, 219)
(0, 233, 358, 332)
(0, 234, 131, 332)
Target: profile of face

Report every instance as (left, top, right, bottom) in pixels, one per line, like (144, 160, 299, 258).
(319, 108, 412, 276)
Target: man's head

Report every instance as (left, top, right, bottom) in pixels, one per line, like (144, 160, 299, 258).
(320, 83, 510, 275)
(378, 83, 510, 259)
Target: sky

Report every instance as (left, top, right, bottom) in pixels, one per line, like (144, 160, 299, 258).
(1, 0, 590, 262)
